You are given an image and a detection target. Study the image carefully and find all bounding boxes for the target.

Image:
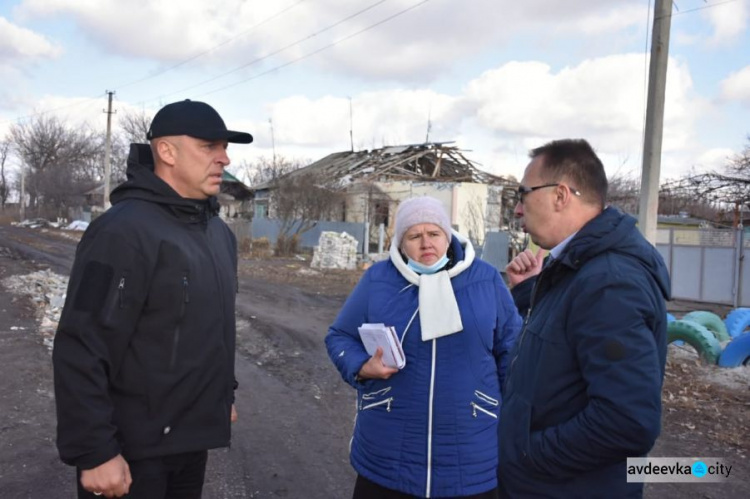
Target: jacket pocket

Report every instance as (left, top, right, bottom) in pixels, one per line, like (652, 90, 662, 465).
(499, 395, 531, 467)
(97, 271, 129, 327)
(359, 386, 393, 412)
(470, 389, 499, 419)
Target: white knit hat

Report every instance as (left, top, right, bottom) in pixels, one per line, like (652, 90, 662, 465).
(394, 196, 452, 248)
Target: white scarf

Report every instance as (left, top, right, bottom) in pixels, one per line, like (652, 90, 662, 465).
(390, 231, 475, 341)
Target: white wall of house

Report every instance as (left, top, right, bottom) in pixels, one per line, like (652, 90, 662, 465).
(337, 180, 496, 246)
(451, 182, 489, 245)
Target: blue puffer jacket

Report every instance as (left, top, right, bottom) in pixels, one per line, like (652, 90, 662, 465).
(498, 207, 671, 498)
(326, 235, 522, 498)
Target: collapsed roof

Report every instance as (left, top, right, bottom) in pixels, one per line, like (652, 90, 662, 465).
(256, 143, 516, 189)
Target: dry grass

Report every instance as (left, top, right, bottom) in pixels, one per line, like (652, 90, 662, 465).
(0, 211, 19, 225)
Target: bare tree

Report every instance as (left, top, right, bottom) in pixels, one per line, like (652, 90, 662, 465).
(607, 173, 640, 214)
(0, 136, 10, 209)
(119, 109, 152, 144)
(106, 132, 130, 185)
(598, 172, 719, 221)
(657, 137, 750, 224)
(10, 115, 101, 217)
(723, 136, 750, 207)
(461, 196, 486, 249)
(499, 186, 527, 256)
(240, 155, 304, 187)
(272, 172, 345, 255)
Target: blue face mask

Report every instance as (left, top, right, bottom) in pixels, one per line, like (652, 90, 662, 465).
(407, 254, 449, 275)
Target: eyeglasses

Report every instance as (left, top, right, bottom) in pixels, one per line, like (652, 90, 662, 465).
(516, 183, 581, 203)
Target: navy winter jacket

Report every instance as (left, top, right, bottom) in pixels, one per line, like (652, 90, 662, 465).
(326, 235, 522, 498)
(498, 207, 671, 498)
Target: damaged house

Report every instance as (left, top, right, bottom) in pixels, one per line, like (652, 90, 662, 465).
(217, 170, 253, 219)
(253, 142, 518, 249)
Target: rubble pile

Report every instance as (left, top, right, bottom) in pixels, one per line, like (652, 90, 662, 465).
(12, 218, 57, 229)
(311, 231, 358, 270)
(3, 269, 69, 351)
(65, 220, 89, 231)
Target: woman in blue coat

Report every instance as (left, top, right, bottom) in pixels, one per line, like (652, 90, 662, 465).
(326, 196, 522, 498)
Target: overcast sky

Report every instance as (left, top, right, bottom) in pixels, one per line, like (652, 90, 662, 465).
(1, 0, 748, 182)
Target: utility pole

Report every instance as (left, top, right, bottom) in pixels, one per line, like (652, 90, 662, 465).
(425, 107, 432, 144)
(348, 97, 354, 152)
(639, 0, 673, 244)
(268, 118, 276, 167)
(20, 163, 25, 221)
(103, 90, 116, 209)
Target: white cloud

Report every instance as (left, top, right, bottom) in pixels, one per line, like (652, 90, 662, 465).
(16, 0, 640, 82)
(694, 147, 735, 171)
(554, 3, 646, 36)
(225, 52, 706, 180)
(704, 0, 748, 46)
(307, 0, 639, 81)
(0, 16, 61, 62)
(266, 89, 460, 150)
(672, 30, 702, 46)
(0, 95, 162, 138)
(17, 0, 271, 61)
(720, 65, 750, 104)
(464, 54, 702, 160)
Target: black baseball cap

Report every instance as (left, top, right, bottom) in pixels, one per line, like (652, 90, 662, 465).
(146, 99, 253, 144)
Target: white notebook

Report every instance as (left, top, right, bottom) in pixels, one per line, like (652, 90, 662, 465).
(357, 323, 406, 369)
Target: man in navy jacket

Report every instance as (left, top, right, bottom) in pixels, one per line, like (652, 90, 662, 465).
(499, 139, 670, 498)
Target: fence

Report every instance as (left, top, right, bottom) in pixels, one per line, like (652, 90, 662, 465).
(233, 217, 511, 272)
(656, 227, 748, 306)
(234, 220, 749, 305)
(249, 219, 368, 254)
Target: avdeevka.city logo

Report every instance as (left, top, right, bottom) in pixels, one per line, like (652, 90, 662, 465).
(691, 461, 707, 478)
(626, 457, 731, 483)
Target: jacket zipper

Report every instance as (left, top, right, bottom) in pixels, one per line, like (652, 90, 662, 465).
(426, 339, 437, 498)
(506, 264, 552, 383)
(360, 397, 393, 412)
(470, 401, 498, 419)
(201, 231, 233, 406)
(169, 275, 190, 370)
(474, 390, 499, 406)
(361, 387, 392, 401)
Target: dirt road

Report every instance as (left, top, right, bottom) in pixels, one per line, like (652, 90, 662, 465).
(0, 225, 355, 498)
(0, 224, 748, 498)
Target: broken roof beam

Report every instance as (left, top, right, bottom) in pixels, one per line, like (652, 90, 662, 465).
(432, 149, 443, 178)
(376, 150, 432, 176)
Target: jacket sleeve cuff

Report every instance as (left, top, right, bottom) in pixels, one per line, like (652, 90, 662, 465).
(345, 354, 372, 387)
(70, 441, 122, 471)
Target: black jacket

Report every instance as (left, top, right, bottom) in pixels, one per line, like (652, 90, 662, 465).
(53, 144, 238, 469)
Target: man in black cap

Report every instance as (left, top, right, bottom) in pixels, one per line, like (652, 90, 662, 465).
(53, 100, 253, 498)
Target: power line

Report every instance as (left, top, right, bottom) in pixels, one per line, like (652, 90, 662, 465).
(197, 0, 433, 99)
(0, 1, 308, 126)
(156, 0, 390, 100)
(656, 0, 740, 19)
(115, 0, 308, 91)
(0, 94, 104, 126)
